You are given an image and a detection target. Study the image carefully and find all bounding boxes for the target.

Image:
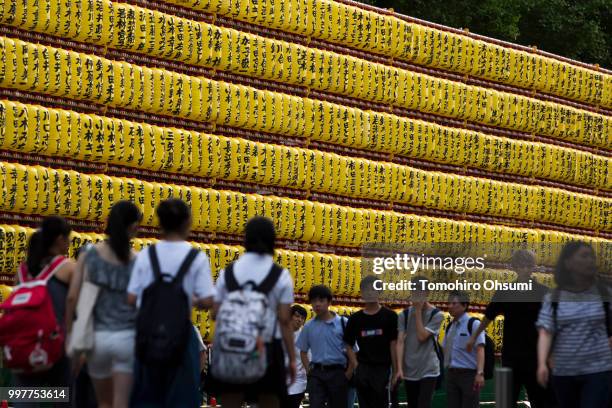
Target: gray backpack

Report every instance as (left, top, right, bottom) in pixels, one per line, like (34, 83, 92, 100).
(211, 262, 282, 384)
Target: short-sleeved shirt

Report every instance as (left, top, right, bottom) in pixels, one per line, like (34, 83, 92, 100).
(443, 313, 485, 370)
(484, 281, 548, 367)
(536, 288, 612, 376)
(343, 307, 398, 365)
(214, 252, 294, 340)
(398, 307, 444, 380)
(127, 241, 216, 308)
(296, 314, 347, 366)
(85, 246, 137, 331)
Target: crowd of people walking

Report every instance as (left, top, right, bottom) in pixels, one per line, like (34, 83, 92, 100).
(0, 199, 611, 408)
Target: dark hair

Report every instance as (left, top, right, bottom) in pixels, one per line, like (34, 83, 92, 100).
(510, 249, 536, 269)
(156, 199, 191, 234)
(554, 241, 595, 290)
(448, 290, 470, 309)
(411, 275, 429, 289)
(27, 216, 71, 276)
(291, 305, 308, 319)
(308, 285, 333, 302)
(360, 274, 379, 291)
(105, 201, 142, 263)
(244, 217, 276, 255)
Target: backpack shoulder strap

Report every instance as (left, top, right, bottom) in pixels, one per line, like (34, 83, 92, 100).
(36, 256, 67, 282)
(428, 308, 440, 323)
(596, 283, 611, 337)
(174, 248, 200, 284)
(256, 263, 283, 295)
(467, 317, 478, 335)
(403, 307, 411, 331)
(224, 263, 239, 292)
(340, 315, 347, 333)
(148, 245, 162, 280)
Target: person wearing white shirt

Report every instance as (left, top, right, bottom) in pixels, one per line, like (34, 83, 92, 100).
(127, 199, 215, 407)
(285, 305, 309, 408)
(210, 217, 297, 408)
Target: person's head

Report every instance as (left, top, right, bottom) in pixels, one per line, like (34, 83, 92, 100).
(244, 217, 276, 255)
(511, 249, 536, 281)
(106, 201, 142, 263)
(410, 275, 430, 303)
(448, 290, 469, 318)
(27, 216, 72, 276)
(554, 241, 597, 290)
(291, 305, 308, 331)
(308, 285, 333, 317)
(360, 275, 380, 303)
(156, 199, 192, 238)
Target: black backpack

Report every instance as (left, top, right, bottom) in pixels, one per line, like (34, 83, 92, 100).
(403, 307, 444, 389)
(136, 245, 200, 366)
(467, 317, 495, 380)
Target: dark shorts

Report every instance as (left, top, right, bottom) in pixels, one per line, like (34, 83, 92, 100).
(207, 339, 287, 401)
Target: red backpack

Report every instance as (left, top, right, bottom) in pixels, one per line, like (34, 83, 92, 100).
(0, 256, 67, 373)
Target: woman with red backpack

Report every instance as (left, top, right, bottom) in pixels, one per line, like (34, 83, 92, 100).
(0, 216, 75, 407)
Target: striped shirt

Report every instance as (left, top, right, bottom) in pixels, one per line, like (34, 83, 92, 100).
(536, 288, 612, 376)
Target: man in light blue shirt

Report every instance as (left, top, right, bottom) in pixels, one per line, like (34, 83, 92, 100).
(443, 290, 485, 408)
(297, 285, 355, 408)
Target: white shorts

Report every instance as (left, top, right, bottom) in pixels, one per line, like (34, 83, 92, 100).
(87, 330, 135, 379)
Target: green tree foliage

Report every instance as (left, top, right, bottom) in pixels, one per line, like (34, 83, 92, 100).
(369, 0, 611, 69)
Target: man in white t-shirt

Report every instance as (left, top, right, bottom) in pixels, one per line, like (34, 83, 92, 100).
(211, 217, 296, 408)
(127, 199, 215, 407)
(127, 207, 215, 308)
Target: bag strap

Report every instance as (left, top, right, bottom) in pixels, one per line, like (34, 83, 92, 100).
(224, 263, 239, 292)
(256, 264, 283, 295)
(19, 256, 67, 284)
(403, 307, 410, 331)
(174, 248, 200, 285)
(148, 245, 162, 281)
(467, 317, 478, 335)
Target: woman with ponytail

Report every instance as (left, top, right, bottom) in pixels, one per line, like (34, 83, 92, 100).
(210, 217, 297, 407)
(66, 201, 142, 408)
(12, 216, 75, 404)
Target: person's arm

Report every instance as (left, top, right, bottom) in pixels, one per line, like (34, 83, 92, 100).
(211, 268, 226, 320)
(537, 328, 553, 387)
(300, 350, 310, 374)
(126, 251, 145, 307)
(390, 339, 398, 377)
(279, 303, 297, 384)
(127, 293, 137, 306)
(394, 312, 406, 384)
(466, 317, 492, 352)
(65, 251, 87, 333)
(193, 254, 216, 311)
(194, 296, 214, 310)
(389, 311, 399, 379)
(473, 345, 485, 389)
(414, 303, 432, 342)
(345, 345, 357, 379)
(296, 323, 310, 374)
(535, 294, 554, 387)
